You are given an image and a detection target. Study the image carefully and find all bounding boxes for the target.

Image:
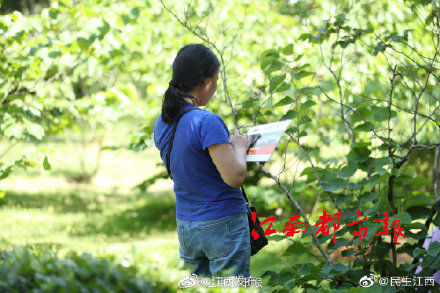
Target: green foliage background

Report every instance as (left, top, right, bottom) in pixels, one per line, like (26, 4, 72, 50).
(0, 0, 439, 291)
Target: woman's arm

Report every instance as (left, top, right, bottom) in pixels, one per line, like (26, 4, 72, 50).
(208, 129, 250, 188)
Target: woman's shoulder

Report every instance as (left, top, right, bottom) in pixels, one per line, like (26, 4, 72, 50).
(186, 107, 221, 122)
(194, 107, 223, 119)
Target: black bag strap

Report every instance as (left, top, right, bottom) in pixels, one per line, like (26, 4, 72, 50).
(240, 186, 250, 205)
(166, 107, 201, 180)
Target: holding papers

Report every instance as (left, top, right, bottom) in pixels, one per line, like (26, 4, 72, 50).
(245, 119, 293, 162)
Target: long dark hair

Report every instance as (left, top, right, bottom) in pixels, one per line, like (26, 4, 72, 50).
(161, 44, 220, 123)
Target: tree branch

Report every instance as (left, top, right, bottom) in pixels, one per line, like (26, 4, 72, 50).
(257, 161, 333, 264)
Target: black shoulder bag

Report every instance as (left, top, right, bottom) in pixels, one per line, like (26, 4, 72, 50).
(166, 107, 201, 180)
(240, 186, 268, 255)
(166, 107, 268, 255)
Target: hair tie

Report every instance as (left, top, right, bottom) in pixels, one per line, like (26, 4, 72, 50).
(169, 80, 178, 87)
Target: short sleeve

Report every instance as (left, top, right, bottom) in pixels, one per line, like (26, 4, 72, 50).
(199, 114, 231, 151)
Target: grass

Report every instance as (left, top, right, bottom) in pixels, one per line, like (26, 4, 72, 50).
(0, 119, 294, 292)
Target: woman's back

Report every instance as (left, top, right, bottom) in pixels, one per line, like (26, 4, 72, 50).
(154, 102, 247, 221)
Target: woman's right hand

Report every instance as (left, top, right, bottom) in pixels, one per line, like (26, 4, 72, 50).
(230, 128, 250, 151)
(207, 128, 249, 188)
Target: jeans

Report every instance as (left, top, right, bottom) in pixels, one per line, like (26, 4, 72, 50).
(176, 212, 250, 277)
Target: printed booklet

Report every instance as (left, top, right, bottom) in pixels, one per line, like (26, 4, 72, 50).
(245, 119, 293, 162)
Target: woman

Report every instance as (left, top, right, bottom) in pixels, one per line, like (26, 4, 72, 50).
(153, 44, 251, 277)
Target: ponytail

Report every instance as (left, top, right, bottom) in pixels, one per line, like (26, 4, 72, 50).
(161, 44, 220, 124)
(161, 85, 198, 123)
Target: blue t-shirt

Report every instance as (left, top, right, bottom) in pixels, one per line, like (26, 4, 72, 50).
(153, 103, 247, 221)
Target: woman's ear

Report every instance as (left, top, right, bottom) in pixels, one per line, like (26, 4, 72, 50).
(203, 76, 212, 89)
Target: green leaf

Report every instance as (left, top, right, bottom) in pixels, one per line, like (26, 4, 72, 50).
(390, 212, 412, 225)
(365, 201, 380, 216)
(407, 206, 432, 220)
(267, 234, 286, 242)
(268, 61, 283, 73)
(43, 155, 51, 171)
(282, 242, 308, 257)
(297, 263, 310, 276)
(274, 96, 295, 108)
(373, 41, 387, 56)
(261, 48, 280, 59)
(359, 192, 376, 204)
(275, 83, 291, 93)
(300, 100, 316, 110)
(375, 166, 387, 176)
(342, 248, 355, 257)
(77, 37, 92, 50)
(300, 167, 314, 177)
(405, 229, 427, 241)
(278, 268, 297, 289)
(321, 178, 346, 192)
(130, 7, 140, 18)
(319, 80, 336, 91)
(433, 213, 440, 227)
(292, 71, 313, 80)
(413, 247, 426, 258)
(359, 222, 380, 244)
(282, 43, 294, 55)
(338, 160, 358, 178)
(49, 8, 59, 19)
(433, 200, 440, 212)
(328, 238, 351, 250)
(372, 107, 389, 121)
(354, 122, 374, 132)
(376, 172, 390, 184)
(48, 51, 61, 58)
(427, 241, 440, 257)
(320, 263, 348, 277)
(281, 109, 297, 120)
(98, 20, 110, 39)
(372, 157, 391, 168)
(260, 50, 280, 70)
(298, 33, 315, 42)
(270, 74, 286, 92)
(348, 142, 371, 163)
(262, 268, 296, 289)
(404, 195, 432, 209)
(298, 116, 312, 125)
(334, 193, 354, 206)
(408, 176, 431, 186)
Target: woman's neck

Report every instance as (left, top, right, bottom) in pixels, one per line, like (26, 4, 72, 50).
(183, 97, 199, 106)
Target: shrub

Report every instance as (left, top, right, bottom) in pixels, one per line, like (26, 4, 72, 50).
(0, 246, 153, 292)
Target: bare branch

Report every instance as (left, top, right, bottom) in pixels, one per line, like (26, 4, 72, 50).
(399, 103, 440, 148)
(318, 32, 355, 143)
(159, 0, 238, 128)
(317, 85, 390, 147)
(387, 65, 399, 166)
(257, 161, 333, 264)
(434, 132, 440, 201)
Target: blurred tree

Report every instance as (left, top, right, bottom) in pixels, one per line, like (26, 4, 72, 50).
(0, 0, 49, 15)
